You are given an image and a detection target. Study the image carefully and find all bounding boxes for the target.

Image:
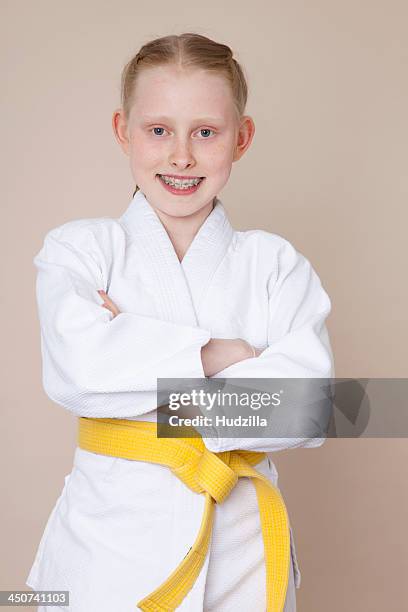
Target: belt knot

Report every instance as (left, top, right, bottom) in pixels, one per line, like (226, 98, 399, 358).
(172, 447, 239, 504)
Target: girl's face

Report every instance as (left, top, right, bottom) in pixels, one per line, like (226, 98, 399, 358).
(113, 64, 255, 219)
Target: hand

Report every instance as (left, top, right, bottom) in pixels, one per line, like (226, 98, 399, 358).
(239, 340, 266, 359)
(201, 338, 260, 377)
(97, 290, 121, 318)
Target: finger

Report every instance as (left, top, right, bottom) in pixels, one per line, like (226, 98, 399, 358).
(102, 302, 119, 317)
(105, 297, 120, 316)
(97, 290, 120, 316)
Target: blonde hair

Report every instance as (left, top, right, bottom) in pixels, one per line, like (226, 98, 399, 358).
(119, 33, 249, 197)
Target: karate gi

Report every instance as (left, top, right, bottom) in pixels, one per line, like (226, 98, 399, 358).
(26, 190, 334, 611)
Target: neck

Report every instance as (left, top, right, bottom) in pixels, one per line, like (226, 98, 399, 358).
(154, 199, 215, 262)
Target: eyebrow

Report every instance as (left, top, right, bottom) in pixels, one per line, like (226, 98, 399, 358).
(140, 115, 224, 124)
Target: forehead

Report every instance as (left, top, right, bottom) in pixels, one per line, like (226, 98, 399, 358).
(130, 64, 235, 119)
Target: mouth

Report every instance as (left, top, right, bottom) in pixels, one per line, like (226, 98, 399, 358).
(156, 174, 206, 195)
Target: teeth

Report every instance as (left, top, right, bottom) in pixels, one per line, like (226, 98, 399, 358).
(159, 175, 202, 189)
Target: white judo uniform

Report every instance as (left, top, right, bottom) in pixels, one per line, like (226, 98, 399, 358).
(26, 190, 334, 611)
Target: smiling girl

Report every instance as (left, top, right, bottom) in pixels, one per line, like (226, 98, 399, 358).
(27, 33, 334, 611)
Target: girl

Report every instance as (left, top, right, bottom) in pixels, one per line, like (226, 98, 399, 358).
(26, 33, 334, 611)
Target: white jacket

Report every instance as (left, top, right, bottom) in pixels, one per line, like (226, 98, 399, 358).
(27, 190, 334, 611)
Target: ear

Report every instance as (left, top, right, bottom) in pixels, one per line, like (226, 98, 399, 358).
(232, 115, 256, 162)
(112, 108, 130, 156)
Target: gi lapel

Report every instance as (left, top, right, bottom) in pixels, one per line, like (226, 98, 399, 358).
(118, 190, 235, 327)
(180, 196, 235, 321)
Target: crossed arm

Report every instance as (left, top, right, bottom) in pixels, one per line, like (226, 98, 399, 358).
(97, 289, 263, 378)
(34, 228, 333, 451)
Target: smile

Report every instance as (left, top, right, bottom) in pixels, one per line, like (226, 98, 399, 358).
(156, 174, 205, 195)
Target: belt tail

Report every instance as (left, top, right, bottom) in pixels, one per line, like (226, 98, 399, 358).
(253, 478, 291, 612)
(137, 492, 215, 611)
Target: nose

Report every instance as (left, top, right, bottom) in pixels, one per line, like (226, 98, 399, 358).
(168, 137, 196, 171)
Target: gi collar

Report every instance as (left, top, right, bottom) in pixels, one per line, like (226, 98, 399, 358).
(118, 190, 235, 324)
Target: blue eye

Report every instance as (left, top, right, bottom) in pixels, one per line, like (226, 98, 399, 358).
(198, 128, 214, 138)
(152, 127, 166, 136)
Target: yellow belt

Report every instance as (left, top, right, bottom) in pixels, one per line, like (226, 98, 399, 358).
(78, 417, 291, 611)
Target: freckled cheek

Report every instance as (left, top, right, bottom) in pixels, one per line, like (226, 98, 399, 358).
(205, 144, 234, 172)
(130, 142, 162, 170)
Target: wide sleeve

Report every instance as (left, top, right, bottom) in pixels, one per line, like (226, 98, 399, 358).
(201, 239, 335, 453)
(33, 225, 211, 418)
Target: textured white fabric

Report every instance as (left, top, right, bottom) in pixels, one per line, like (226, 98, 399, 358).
(29, 450, 298, 611)
(27, 190, 334, 610)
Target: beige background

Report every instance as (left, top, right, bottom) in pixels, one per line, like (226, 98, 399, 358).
(2, 1, 408, 610)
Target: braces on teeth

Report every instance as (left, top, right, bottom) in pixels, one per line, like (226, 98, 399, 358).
(159, 175, 203, 188)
